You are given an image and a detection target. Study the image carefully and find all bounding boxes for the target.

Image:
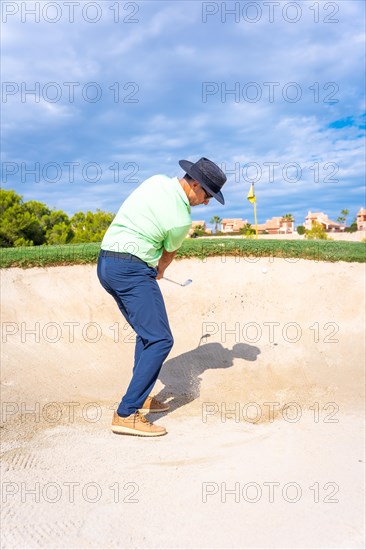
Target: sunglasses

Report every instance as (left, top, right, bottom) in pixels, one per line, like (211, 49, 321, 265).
(202, 187, 212, 201)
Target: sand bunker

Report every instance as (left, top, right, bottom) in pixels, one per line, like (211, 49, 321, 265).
(1, 257, 365, 549)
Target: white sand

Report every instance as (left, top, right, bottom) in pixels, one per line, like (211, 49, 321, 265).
(1, 257, 365, 549)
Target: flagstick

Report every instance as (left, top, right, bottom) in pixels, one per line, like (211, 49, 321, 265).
(254, 200, 258, 239)
(247, 181, 258, 239)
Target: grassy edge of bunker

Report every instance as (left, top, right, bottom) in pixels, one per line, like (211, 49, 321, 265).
(1, 239, 365, 269)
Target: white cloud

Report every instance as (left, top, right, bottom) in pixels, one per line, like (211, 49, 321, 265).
(1, 0, 364, 222)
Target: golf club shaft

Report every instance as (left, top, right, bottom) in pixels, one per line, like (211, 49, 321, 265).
(162, 276, 183, 286)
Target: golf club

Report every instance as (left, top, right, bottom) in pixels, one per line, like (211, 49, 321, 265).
(163, 277, 192, 287)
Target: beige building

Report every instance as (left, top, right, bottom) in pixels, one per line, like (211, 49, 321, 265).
(221, 218, 247, 232)
(221, 216, 294, 234)
(257, 217, 294, 235)
(304, 211, 343, 232)
(356, 208, 366, 231)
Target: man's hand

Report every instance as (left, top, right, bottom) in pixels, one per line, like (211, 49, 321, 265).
(157, 249, 177, 279)
(156, 266, 165, 280)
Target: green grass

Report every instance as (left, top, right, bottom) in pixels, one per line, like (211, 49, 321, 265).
(0, 238, 365, 268)
(0, 243, 100, 268)
(177, 238, 366, 263)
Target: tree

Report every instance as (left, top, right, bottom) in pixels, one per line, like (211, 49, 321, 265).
(0, 189, 22, 212)
(345, 221, 358, 233)
(70, 209, 114, 243)
(210, 215, 222, 234)
(46, 221, 74, 244)
(0, 190, 47, 246)
(336, 208, 349, 227)
(297, 225, 305, 235)
(0, 189, 74, 247)
(191, 224, 205, 238)
(44, 210, 74, 244)
(22, 199, 51, 245)
(0, 190, 23, 247)
(305, 221, 328, 240)
(239, 223, 255, 238)
(282, 213, 294, 221)
(1, 189, 115, 247)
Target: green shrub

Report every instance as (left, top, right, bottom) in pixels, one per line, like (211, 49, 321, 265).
(345, 223, 358, 233)
(238, 223, 255, 237)
(305, 222, 328, 240)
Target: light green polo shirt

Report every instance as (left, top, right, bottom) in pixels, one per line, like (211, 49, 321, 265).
(101, 175, 192, 267)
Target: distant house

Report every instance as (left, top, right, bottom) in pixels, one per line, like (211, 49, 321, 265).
(221, 218, 247, 232)
(257, 217, 294, 235)
(279, 217, 295, 234)
(356, 208, 366, 231)
(304, 211, 343, 232)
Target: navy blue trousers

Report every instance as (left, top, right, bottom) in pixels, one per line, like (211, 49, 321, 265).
(97, 250, 174, 416)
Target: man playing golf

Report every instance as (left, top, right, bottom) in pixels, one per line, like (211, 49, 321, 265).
(97, 157, 227, 436)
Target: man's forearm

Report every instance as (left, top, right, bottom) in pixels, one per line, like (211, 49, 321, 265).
(157, 249, 177, 279)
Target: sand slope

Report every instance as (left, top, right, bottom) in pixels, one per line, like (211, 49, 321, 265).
(1, 257, 365, 549)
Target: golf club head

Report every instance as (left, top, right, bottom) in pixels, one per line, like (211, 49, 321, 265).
(182, 279, 193, 287)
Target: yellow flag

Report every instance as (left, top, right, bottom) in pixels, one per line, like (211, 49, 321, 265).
(247, 183, 256, 204)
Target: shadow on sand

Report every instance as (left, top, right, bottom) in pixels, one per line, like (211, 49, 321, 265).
(153, 340, 261, 419)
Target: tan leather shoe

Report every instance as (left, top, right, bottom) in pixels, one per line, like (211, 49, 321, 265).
(111, 411, 167, 437)
(139, 395, 170, 414)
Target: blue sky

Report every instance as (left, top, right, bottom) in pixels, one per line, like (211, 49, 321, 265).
(1, 0, 365, 228)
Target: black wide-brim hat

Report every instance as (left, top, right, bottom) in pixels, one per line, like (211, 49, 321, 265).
(179, 157, 227, 205)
